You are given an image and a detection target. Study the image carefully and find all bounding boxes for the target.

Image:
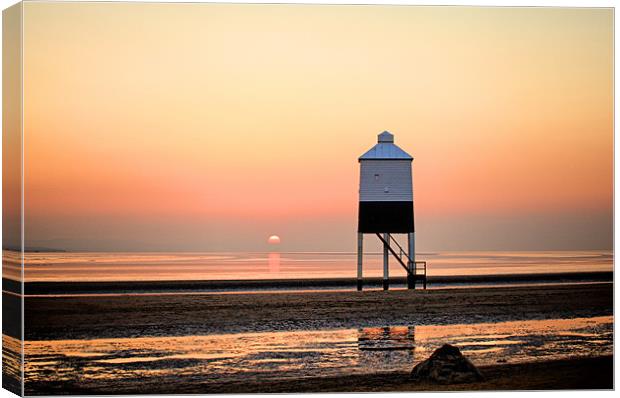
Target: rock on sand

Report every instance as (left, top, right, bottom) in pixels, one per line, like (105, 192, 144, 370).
(411, 344, 483, 384)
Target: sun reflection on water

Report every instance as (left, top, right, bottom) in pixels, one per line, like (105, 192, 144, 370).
(268, 252, 280, 274)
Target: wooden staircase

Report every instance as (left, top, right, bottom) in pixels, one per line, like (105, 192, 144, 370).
(375, 233, 427, 289)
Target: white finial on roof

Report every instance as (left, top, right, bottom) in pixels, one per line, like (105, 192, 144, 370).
(378, 131, 394, 143)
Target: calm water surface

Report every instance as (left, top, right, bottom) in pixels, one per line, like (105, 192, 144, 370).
(4, 250, 613, 282)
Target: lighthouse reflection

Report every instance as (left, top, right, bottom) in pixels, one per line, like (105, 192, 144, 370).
(357, 326, 416, 363)
(268, 252, 281, 274)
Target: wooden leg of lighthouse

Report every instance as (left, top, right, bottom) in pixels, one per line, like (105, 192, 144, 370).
(407, 232, 416, 289)
(382, 233, 389, 290)
(357, 233, 363, 291)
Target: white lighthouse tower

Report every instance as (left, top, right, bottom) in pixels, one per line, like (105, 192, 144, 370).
(357, 131, 423, 291)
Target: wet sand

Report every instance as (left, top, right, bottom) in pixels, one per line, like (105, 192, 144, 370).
(23, 355, 613, 394)
(17, 282, 614, 393)
(210, 356, 614, 393)
(24, 282, 613, 340)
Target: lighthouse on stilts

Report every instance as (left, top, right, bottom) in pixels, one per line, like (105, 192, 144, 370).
(356, 131, 426, 291)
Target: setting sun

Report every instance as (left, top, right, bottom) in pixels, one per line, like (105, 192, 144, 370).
(268, 235, 281, 245)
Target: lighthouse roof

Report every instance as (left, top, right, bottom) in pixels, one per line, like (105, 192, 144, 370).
(359, 131, 413, 161)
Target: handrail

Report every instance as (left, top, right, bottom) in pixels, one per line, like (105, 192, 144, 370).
(387, 234, 408, 260)
(375, 233, 412, 275)
(413, 261, 426, 274)
(374, 233, 428, 289)
(414, 261, 427, 289)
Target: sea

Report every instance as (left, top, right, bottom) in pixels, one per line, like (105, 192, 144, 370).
(7, 249, 613, 284)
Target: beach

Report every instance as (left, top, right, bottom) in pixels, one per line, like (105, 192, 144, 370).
(21, 355, 613, 394)
(15, 282, 614, 394)
(24, 282, 613, 339)
(4, 250, 613, 394)
(185, 356, 614, 393)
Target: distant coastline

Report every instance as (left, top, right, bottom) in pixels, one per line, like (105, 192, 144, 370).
(3, 246, 67, 253)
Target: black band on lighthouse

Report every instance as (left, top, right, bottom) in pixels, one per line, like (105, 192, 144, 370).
(357, 201, 414, 233)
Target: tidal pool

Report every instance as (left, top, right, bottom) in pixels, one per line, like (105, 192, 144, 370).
(16, 315, 613, 394)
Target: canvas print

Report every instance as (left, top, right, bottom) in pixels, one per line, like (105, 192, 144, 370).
(2, 1, 614, 395)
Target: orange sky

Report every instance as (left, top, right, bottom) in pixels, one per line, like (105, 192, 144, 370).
(21, 3, 612, 251)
